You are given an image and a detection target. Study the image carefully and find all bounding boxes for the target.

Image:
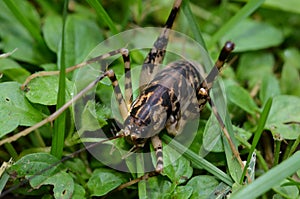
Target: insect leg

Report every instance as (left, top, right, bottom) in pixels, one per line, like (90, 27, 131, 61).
(202, 41, 235, 90)
(104, 48, 132, 120)
(151, 135, 164, 173)
(123, 49, 133, 108)
(208, 98, 247, 178)
(139, 0, 182, 88)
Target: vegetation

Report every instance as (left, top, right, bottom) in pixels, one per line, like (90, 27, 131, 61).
(0, 0, 300, 198)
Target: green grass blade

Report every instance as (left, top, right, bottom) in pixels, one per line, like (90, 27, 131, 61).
(207, 0, 265, 48)
(288, 133, 300, 158)
(231, 151, 300, 199)
(86, 0, 118, 35)
(162, 134, 233, 186)
(240, 98, 273, 183)
(50, 0, 68, 159)
(182, 0, 207, 50)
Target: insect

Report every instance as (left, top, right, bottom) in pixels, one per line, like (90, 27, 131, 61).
(1, 0, 241, 198)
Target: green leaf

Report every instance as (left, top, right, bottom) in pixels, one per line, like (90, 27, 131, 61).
(72, 184, 86, 199)
(80, 101, 108, 131)
(7, 153, 74, 199)
(280, 62, 300, 96)
(187, 175, 219, 199)
(237, 52, 274, 88)
(226, 83, 259, 115)
(0, 1, 53, 64)
(2, 0, 43, 44)
(208, 0, 265, 47)
(203, 115, 223, 153)
(222, 19, 284, 52)
(163, 145, 193, 184)
(162, 134, 233, 186)
(0, 58, 30, 83)
(208, 182, 231, 198)
(265, 95, 300, 140)
(259, 75, 281, 106)
(0, 82, 43, 137)
(87, 168, 127, 196)
(143, 176, 173, 199)
(63, 15, 104, 66)
(36, 172, 74, 199)
(172, 185, 193, 199)
(273, 179, 299, 199)
(43, 14, 63, 53)
(64, 158, 90, 180)
(25, 76, 73, 105)
(283, 48, 300, 70)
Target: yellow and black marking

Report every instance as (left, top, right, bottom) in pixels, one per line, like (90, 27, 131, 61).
(139, 0, 182, 88)
(106, 69, 129, 120)
(102, 0, 234, 173)
(121, 49, 132, 108)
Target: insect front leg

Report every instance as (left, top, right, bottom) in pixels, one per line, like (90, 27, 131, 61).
(151, 135, 164, 173)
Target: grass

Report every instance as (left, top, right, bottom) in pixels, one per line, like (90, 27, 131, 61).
(0, 0, 300, 198)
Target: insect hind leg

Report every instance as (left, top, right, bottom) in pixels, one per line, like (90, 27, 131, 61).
(139, 0, 182, 88)
(106, 48, 132, 121)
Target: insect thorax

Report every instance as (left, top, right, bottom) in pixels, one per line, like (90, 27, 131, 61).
(123, 60, 207, 147)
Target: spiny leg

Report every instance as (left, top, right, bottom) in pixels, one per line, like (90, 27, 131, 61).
(123, 49, 133, 108)
(202, 41, 235, 91)
(101, 48, 132, 121)
(139, 0, 182, 88)
(151, 135, 164, 173)
(199, 42, 249, 179)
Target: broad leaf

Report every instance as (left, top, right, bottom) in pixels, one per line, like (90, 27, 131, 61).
(265, 95, 300, 139)
(173, 185, 193, 199)
(0, 82, 43, 137)
(236, 52, 274, 88)
(163, 145, 193, 184)
(0, 58, 30, 83)
(187, 175, 219, 199)
(87, 168, 127, 196)
(7, 153, 74, 199)
(143, 176, 173, 199)
(222, 19, 283, 52)
(0, 1, 53, 64)
(226, 83, 259, 115)
(25, 76, 73, 105)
